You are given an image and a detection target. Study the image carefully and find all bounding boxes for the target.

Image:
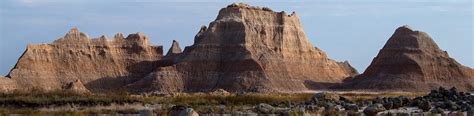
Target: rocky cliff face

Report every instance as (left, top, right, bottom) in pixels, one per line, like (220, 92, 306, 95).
(338, 25, 474, 91)
(3, 28, 163, 92)
(1, 3, 357, 93)
(130, 3, 357, 92)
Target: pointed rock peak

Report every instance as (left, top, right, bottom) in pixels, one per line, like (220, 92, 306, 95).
(99, 35, 108, 39)
(400, 25, 412, 29)
(136, 32, 146, 37)
(68, 27, 80, 34)
(63, 79, 90, 94)
(55, 27, 90, 43)
(97, 35, 108, 43)
(199, 25, 207, 33)
(64, 27, 89, 38)
(114, 33, 125, 39)
(166, 40, 182, 56)
(394, 25, 415, 34)
(384, 25, 441, 52)
(194, 26, 207, 43)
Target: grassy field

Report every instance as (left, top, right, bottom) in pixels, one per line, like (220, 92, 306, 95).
(0, 90, 428, 114)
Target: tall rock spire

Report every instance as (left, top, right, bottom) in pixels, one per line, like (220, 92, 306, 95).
(166, 40, 182, 56)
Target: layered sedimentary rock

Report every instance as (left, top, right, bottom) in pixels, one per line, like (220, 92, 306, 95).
(130, 3, 357, 92)
(1, 3, 357, 93)
(3, 28, 163, 92)
(166, 40, 182, 56)
(63, 79, 90, 94)
(338, 25, 474, 91)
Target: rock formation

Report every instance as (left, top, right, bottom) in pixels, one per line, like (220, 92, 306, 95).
(129, 3, 357, 92)
(3, 27, 163, 92)
(337, 25, 474, 91)
(1, 3, 358, 93)
(166, 40, 182, 56)
(63, 79, 90, 94)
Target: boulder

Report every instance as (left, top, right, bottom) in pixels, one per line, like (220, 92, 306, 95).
(255, 103, 275, 114)
(169, 105, 187, 116)
(179, 108, 199, 116)
(63, 79, 90, 94)
(418, 100, 431, 112)
(363, 104, 386, 116)
(343, 104, 359, 112)
(431, 107, 444, 114)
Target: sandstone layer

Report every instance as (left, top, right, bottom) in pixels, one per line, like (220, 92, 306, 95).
(166, 40, 182, 56)
(1, 3, 358, 93)
(2, 28, 163, 92)
(63, 79, 90, 94)
(129, 3, 358, 93)
(337, 25, 474, 91)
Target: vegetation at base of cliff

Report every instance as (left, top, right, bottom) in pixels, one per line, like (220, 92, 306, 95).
(0, 90, 425, 109)
(0, 91, 142, 108)
(0, 91, 314, 108)
(0, 91, 435, 114)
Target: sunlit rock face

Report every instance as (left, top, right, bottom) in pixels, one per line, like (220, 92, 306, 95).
(337, 25, 474, 92)
(3, 28, 163, 92)
(130, 3, 357, 93)
(1, 3, 358, 93)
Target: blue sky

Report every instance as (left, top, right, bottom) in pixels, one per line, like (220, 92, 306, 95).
(0, 0, 472, 75)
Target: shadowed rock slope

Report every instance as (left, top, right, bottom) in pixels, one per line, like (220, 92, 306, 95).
(337, 25, 474, 91)
(1, 28, 163, 92)
(129, 3, 358, 93)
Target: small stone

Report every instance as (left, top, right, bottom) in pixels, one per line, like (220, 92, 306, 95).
(418, 100, 432, 112)
(363, 103, 386, 116)
(179, 108, 199, 116)
(431, 107, 444, 114)
(344, 104, 359, 112)
(255, 103, 275, 114)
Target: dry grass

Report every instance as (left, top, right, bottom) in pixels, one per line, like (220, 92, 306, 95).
(170, 93, 313, 106)
(338, 92, 427, 102)
(0, 91, 428, 114)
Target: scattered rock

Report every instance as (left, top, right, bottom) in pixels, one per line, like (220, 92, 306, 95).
(418, 100, 431, 112)
(431, 107, 444, 114)
(179, 108, 199, 116)
(255, 103, 275, 114)
(363, 104, 386, 116)
(343, 104, 359, 112)
(169, 105, 187, 116)
(209, 89, 231, 96)
(63, 79, 90, 94)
